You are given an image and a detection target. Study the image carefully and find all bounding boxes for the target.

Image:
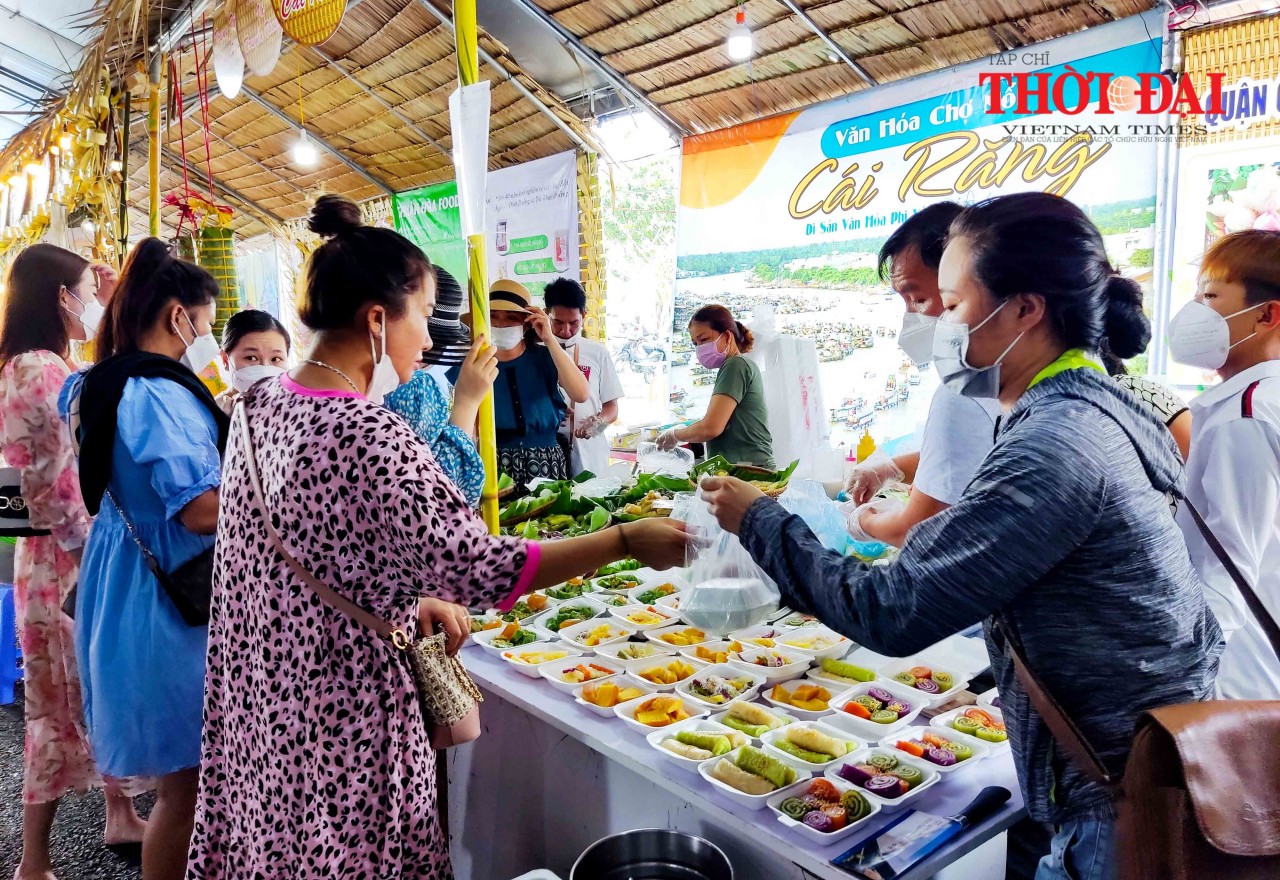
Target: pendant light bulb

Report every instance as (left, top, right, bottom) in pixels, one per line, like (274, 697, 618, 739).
(727, 7, 753, 61)
(291, 130, 318, 167)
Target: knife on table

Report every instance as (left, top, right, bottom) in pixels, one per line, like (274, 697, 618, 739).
(831, 786, 1012, 879)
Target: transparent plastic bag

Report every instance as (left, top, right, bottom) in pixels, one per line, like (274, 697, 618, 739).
(637, 441, 694, 478)
(776, 480, 848, 553)
(681, 493, 780, 635)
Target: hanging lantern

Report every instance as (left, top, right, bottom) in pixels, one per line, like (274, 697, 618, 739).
(273, 0, 347, 46)
(214, 0, 245, 98)
(236, 0, 283, 77)
(198, 226, 243, 340)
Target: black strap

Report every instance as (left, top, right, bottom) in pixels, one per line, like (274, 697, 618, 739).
(496, 368, 524, 444)
(104, 488, 168, 583)
(1183, 498, 1280, 662)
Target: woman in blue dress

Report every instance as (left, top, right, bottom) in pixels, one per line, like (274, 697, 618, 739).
(384, 267, 496, 506)
(61, 238, 226, 880)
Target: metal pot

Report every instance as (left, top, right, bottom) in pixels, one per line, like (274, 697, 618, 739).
(570, 829, 733, 880)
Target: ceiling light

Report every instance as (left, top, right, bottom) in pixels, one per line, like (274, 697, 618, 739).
(727, 6, 753, 61)
(109, 160, 123, 173)
(81, 219, 95, 234)
(291, 131, 318, 167)
(827, 52, 839, 62)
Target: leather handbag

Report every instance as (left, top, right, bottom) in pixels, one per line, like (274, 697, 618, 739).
(236, 402, 483, 749)
(996, 498, 1280, 879)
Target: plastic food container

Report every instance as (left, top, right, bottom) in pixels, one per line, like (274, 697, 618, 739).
(645, 624, 715, 650)
(500, 644, 583, 678)
(772, 611, 826, 629)
(558, 618, 637, 653)
(726, 624, 786, 648)
(529, 597, 607, 641)
(761, 720, 862, 771)
(822, 681, 923, 739)
(614, 693, 707, 736)
(680, 577, 780, 635)
(572, 678, 657, 718)
(594, 640, 676, 663)
(526, 589, 566, 610)
(622, 655, 705, 691)
(728, 647, 812, 686)
(678, 639, 734, 665)
(537, 657, 623, 694)
(930, 705, 1010, 752)
(589, 572, 646, 594)
(646, 717, 748, 773)
(655, 592, 686, 621)
(876, 656, 971, 708)
(697, 745, 813, 810)
(878, 729, 992, 774)
(471, 626, 552, 659)
(824, 747, 940, 812)
(767, 775, 882, 844)
(675, 663, 766, 710)
(707, 704, 797, 742)
(610, 603, 679, 632)
(772, 626, 853, 660)
(630, 576, 686, 606)
(760, 680, 839, 721)
(804, 664, 879, 690)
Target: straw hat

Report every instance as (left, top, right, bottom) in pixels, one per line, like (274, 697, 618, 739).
(490, 278, 533, 313)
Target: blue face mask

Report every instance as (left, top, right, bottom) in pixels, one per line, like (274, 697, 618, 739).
(931, 299, 1024, 399)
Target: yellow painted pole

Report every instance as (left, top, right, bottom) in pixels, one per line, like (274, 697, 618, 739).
(147, 51, 164, 238)
(453, 0, 500, 534)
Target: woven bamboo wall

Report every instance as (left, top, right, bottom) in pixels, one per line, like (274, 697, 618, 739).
(1181, 15, 1280, 147)
(577, 151, 606, 342)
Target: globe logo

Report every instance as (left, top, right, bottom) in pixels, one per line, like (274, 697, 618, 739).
(1108, 75, 1140, 111)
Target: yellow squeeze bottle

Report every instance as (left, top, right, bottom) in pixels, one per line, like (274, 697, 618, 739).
(856, 430, 876, 463)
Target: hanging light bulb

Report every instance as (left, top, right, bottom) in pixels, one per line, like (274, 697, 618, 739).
(291, 130, 318, 167)
(727, 5, 753, 61)
(81, 219, 95, 234)
(109, 159, 123, 173)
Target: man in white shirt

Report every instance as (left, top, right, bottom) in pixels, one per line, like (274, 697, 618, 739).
(846, 202, 1003, 546)
(1169, 229, 1280, 699)
(545, 278, 624, 476)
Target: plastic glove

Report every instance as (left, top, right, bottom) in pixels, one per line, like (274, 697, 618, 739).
(844, 450, 905, 505)
(573, 415, 599, 440)
(845, 496, 907, 543)
(656, 428, 680, 451)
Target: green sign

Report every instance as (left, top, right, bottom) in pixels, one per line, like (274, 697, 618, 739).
(508, 234, 548, 254)
(392, 181, 467, 288)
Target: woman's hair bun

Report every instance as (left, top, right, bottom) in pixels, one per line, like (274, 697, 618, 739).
(1102, 275, 1151, 360)
(308, 195, 363, 238)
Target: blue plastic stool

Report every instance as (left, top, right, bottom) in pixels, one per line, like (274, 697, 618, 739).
(0, 582, 21, 705)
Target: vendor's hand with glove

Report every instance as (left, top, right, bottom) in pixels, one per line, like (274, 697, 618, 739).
(700, 475, 765, 536)
(845, 495, 908, 544)
(656, 427, 681, 451)
(844, 450, 905, 505)
(574, 415, 602, 440)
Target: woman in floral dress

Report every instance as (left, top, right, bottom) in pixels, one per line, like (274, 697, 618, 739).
(186, 196, 688, 880)
(0, 244, 145, 880)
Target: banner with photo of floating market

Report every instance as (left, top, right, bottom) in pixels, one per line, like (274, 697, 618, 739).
(671, 14, 1163, 450)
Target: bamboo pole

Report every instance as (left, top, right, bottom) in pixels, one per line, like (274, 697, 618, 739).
(453, 0, 499, 534)
(147, 51, 163, 238)
(118, 91, 130, 261)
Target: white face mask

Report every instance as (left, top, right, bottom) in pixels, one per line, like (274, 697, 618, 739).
(491, 325, 525, 351)
(232, 364, 285, 393)
(931, 299, 1024, 400)
(174, 311, 220, 375)
(367, 313, 401, 405)
(63, 288, 106, 341)
(897, 312, 938, 366)
(1167, 299, 1264, 371)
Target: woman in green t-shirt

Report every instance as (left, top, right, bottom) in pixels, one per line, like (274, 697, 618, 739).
(657, 304, 774, 467)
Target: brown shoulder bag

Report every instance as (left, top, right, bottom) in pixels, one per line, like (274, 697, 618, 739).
(997, 498, 1280, 879)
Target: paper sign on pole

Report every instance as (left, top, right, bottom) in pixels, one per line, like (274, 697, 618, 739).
(449, 82, 491, 238)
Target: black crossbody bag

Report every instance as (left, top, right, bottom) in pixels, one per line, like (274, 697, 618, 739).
(61, 491, 213, 627)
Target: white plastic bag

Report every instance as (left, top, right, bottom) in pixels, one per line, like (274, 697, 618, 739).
(681, 493, 780, 635)
(637, 441, 694, 477)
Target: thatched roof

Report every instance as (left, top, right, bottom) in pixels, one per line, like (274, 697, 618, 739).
(533, 0, 1156, 135)
(5, 0, 1159, 243)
